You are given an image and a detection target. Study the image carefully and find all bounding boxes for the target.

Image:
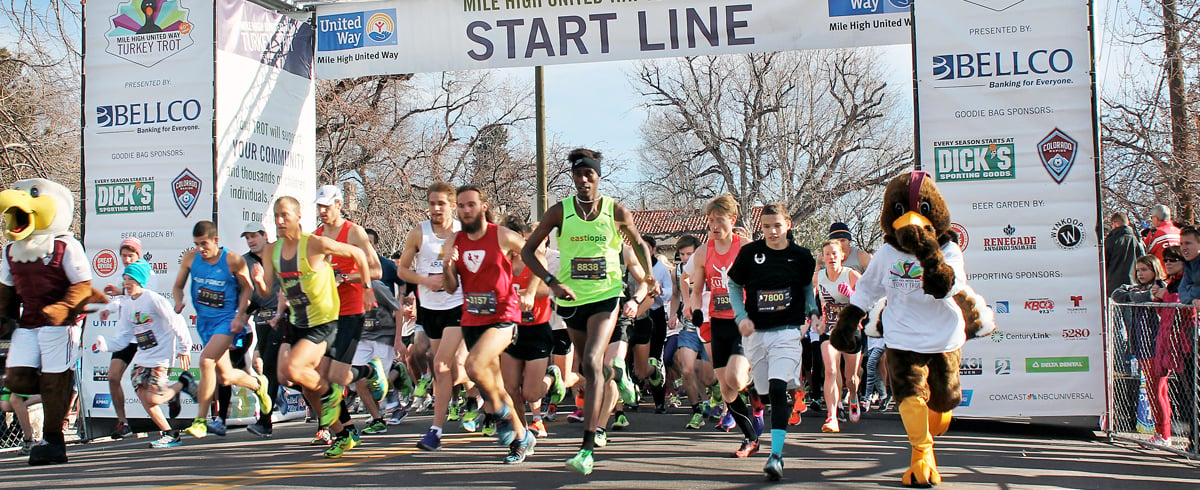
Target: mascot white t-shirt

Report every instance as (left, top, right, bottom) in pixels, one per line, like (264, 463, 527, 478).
(849, 242, 967, 354)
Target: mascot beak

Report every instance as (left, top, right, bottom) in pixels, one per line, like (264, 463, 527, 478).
(0, 189, 56, 242)
(892, 211, 932, 231)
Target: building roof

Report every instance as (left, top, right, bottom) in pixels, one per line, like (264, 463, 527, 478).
(632, 206, 764, 237)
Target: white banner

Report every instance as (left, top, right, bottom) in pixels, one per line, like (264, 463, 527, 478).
(914, 0, 1103, 417)
(82, 0, 216, 424)
(314, 0, 913, 78)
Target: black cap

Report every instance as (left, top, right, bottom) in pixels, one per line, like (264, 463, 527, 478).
(828, 222, 852, 241)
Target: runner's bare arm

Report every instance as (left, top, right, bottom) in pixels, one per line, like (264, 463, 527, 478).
(312, 235, 376, 309)
(688, 249, 707, 318)
(501, 226, 541, 309)
(349, 224, 383, 282)
(440, 232, 459, 294)
(172, 250, 195, 313)
(522, 203, 575, 301)
(257, 245, 276, 297)
(396, 227, 433, 287)
(227, 253, 253, 332)
(613, 203, 657, 292)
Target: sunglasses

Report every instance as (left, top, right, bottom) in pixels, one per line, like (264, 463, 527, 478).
(1165, 257, 1183, 263)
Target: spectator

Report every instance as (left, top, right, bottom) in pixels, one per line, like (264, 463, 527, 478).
(1176, 226, 1200, 307)
(1110, 255, 1164, 369)
(1147, 246, 1194, 448)
(1106, 212, 1147, 296)
(365, 228, 404, 298)
(827, 222, 872, 273)
(1144, 205, 1181, 264)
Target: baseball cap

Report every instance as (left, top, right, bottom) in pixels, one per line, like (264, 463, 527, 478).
(314, 185, 343, 206)
(828, 222, 853, 241)
(242, 222, 266, 237)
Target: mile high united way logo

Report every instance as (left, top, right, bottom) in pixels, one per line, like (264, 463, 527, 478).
(828, 0, 911, 17)
(105, 0, 196, 67)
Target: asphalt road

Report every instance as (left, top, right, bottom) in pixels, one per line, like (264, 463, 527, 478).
(2, 407, 1197, 489)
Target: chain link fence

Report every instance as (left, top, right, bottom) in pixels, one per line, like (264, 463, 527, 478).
(1106, 301, 1199, 457)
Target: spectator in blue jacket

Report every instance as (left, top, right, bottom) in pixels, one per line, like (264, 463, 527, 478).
(1176, 226, 1200, 307)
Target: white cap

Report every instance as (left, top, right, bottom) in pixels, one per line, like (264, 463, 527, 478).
(242, 222, 266, 237)
(314, 185, 343, 206)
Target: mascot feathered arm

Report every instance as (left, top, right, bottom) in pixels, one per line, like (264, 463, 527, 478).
(0, 283, 17, 338)
(42, 281, 108, 326)
(895, 225, 955, 300)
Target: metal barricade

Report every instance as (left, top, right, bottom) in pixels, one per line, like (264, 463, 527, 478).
(1106, 301, 1199, 458)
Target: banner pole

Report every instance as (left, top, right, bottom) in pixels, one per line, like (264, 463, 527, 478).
(535, 65, 547, 217)
(909, 0, 921, 171)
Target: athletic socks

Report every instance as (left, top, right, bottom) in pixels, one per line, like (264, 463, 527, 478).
(351, 364, 373, 383)
(770, 429, 786, 456)
(693, 403, 703, 414)
(339, 397, 351, 424)
(217, 385, 233, 421)
(582, 430, 596, 451)
(769, 379, 790, 430)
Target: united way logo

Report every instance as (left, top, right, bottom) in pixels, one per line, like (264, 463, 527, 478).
(104, 0, 196, 67)
(829, 0, 911, 17)
(316, 9, 398, 52)
(172, 168, 202, 217)
(1039, 128, 1078, 184)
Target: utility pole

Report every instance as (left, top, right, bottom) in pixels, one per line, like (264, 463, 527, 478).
(1163, 0, 1194, 222)
(535, 66, 548, 218)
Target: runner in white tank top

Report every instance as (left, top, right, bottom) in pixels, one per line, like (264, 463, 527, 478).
(813, 239, 863, 434)
(415, 220, 463, 310)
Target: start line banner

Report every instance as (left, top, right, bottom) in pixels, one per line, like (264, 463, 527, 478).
(314, 0, 913, 78)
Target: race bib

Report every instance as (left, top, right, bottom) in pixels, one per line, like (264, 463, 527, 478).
(363, 314, 379, 331)
(196, 287, 226, 309)
(713, 294, 733, 312)
(465, 292, 497, 316)
(757, 288, 791, 313)
(282, 279, 311, 308)
(570, 257, 606, 280)
(135, 330, 158, 350)
(254, 310, 275, 325)
(521, 310, 535, 324)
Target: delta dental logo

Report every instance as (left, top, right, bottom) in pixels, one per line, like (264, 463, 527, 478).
(93, 249, 119, 277)
(933, 138, 1015, 182)
(104, 0, 195, 67)
(94, 178, 154, 215)
(316, 9, 397, 52)
(828, 0, 911, 17)
(931, 49, 1074, 89)
(983, 224, 1037, 252)
(1026, 356, 1090, 373)
(172, 169, 202, 217)
(1040, 129, 1078, 184)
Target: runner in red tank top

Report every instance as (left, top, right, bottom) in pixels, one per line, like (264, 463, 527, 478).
(313, 184, 383, 455)
(442, 185, 540, 464)
(687, 194, 759, 458)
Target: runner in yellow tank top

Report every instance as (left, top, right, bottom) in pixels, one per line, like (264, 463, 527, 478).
(254, 196, 373, 459)
(521, 148, 657, 476)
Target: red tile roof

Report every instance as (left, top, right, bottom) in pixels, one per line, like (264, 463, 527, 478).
(632, 206, 764, 237)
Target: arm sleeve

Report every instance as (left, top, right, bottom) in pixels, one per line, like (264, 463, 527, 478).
(727, 278, 750, 325)
(849, 249, 887, 311)
(108, 303, 135, 350)
(374, 280, 401, 312)
(801, 283, 818, 317)
(942, 242, 968, 297)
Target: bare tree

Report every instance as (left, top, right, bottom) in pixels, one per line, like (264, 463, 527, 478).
(631, 50, 912, 228)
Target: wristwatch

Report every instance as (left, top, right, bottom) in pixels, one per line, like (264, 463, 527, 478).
(543, 274, 557, 285)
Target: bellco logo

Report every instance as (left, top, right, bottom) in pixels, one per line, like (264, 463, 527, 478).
(96, 99, 202, 128)
(932, 49, 1073, 81)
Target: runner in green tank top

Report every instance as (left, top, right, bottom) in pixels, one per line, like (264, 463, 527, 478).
(254, 196, 373, 459)
(521, 149, 656, 476)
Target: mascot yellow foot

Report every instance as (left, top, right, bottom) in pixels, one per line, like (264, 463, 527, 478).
(899, 397, 945, 488)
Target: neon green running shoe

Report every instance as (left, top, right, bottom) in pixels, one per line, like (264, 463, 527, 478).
(320, 385, 344, 427)
(184, 418, 207, 439)
(613, 359, 637, 405)
(412, 376, 432, 398)
(323, 430, 361, 458)
(547, 365, 567, 404)
(565, 448, 594, 475)
(366, 358, 388, 402)
(254, 374, 273, 415)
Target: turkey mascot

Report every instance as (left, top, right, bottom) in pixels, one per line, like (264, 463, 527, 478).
(830, 171, 994, 488)
(0, 179, 108, 465)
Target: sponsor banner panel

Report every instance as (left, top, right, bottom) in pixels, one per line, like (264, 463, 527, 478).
(215, 0, 317, 242)
(314, 0, 912, 78)
(914, 0, 1102, 417)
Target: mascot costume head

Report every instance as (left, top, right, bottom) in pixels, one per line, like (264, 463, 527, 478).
(830, 171, 994, 488)
(0, 178, 107, 466)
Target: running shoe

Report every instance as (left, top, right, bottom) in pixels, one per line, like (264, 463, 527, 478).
(366, 358, 388, 402)
(1147, 434, 1172, 448)
(111, 421, 133, 439)
(386, 408, 409, 425)
(247, 423, 273, 438)
(566, 408, 585, 423)
(178, 370, 199, 400)
(362, 418, 388, 435)
(752, 412, 765, 437)
(324, 430, 361, 458)
(614, 360, 637, 405)
(184, 418, 207, 439)
(320, 385, 344, 427)
(504, 431, 537, 464)
(310, 427, 333, 446)
(413, 395, 433, 413)
(860, 398, 871, 415)
(481, 415, 497, 437)
(447, 402, 462, 422)
(149, 431, 182, 449)
(207, 418, 228, 437)
(848, 399, 861, 423)
(394, 362, 414, 397)
(545, 403, 559, 421)
(647, 357, 665, 387)
(16, 439, 37, 455)
(565, 448, 594, 475)
(253, 374, 273, 415)
(463, 406, 481, 425)
(495, 407, 516, 446)
(168, 393, 182, 419)
(668, 393, 682, 409)
(788, 409, 802, 426)
(546, 365, 567, 404)
(836, 403, 848, 423)
(593, 428, 608, 447)
(792, 394, 808, 414)
(732, 438, 760, 458)
(716, 412, 735, 432)
(686, 413, 704, 430)
(416, 428, 441, 451)
(821, 416, 840, 433)
(764, 453, 784, 481)
(654, 404, 668, 414)
(529, 418, 548, 438)
(611, 414, 630, 430)
(412, 376, 432, 398)
(461, 416, 480, 433)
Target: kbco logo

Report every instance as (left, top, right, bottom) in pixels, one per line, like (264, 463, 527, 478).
(932, 49, 1073, 80)
(96, 99, 202, 127)
(1024, 298, 1054, 313)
